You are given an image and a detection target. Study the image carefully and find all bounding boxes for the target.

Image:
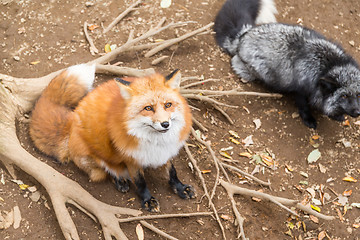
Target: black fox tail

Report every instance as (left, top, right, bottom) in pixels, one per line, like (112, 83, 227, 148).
(214, 0, 277, 55)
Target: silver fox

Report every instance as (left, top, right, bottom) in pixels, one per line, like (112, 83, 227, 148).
(214, 0, 360, 128)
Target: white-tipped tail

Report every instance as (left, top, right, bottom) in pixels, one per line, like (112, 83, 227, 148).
(255, 0, 278, 25)
(67, 64, 96, 90)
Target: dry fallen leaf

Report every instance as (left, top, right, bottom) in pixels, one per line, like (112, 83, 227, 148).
(307, 149, 321, 163)
(312, 135, 320, 140)
(318, 163, 327, 173)
(342, 176, 357, 182)
(342, 119, 350, 126)
(13, 206, 21, 229)
(0, 209, 14, 230)
(285, 164, 294, 172)
(229, 137, 241, 145)
(87, 24, 99, 31)
(30, 61, 40, 65)
(242, 135, 253, 147)
(253, 118, 261, 130)
(353, 223, 360, 229)
(309, 215, 319, 224)
(136, 223, 144, 240)
(318, 230, 327, 240)
(336, 208, 344, 222)
(220, 151, 232, 159)
(220, 214, 233, 221)
(201, 170, 211, 174)
(229, 130, 240, 139)
(239, 152, 252, 158)
(343, 189, 352, 197)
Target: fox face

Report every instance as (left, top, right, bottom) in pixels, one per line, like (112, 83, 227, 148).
(319, 65, 360, 121)
(115, 70, 190, 168)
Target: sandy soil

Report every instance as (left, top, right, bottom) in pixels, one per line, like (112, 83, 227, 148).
(0, 0, 359, 239)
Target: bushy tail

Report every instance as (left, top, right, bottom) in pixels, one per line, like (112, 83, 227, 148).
(214, 0, 277, 55)
(29, 64, 95, 162)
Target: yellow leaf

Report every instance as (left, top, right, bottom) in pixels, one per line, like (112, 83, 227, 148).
(285, 164, 294, 172)
(19, 184, 29, 190)
(342, 120, 350, 126)
(309, 215, 319, 224)
(353, 223, 360, 229)
(342, 176, 357, 182)
(229, 137, 240, 145)
(104, 44, 111, 53)
(136, 223, 144, 240)
(30, 61, 40, 65)
(229, 130, 240, 138)
(311, 204, 321, 212)
(239, 152, 252, 158)
(201, 170, 211, 174)
(220, 151, 232, 159)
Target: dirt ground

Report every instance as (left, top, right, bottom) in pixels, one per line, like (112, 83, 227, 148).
(0, 0, 359, 239)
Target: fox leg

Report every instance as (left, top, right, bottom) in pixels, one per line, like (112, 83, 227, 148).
(295, 93, 317, 129)
(167, 161, 195, 199)
(128, 167, 160, 212)
(231, 55, 256, 83)
(113, 176, 130, 193)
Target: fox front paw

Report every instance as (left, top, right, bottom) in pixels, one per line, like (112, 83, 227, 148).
(174, 184, 196, 199)
(300, 113, 317, 129)
(114, 177, 130, 193)
(329, 114, 345, 122)
(142, 196, 160, 213)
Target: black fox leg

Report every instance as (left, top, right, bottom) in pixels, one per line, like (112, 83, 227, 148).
(295, 93, 317, 129)
(113, 176, 130, 193)
(168, 162, 195, 199)
(231, 55, 256, 83)
(133, 171, 160, 212)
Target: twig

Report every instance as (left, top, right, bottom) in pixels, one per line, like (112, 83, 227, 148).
(183, 94, 238, 108)
(95, 64, 155, 77)
(220, 180, 335, 221)
(181, 88, 282, 98)
(151, 56, 169, 65)
(192, 117, 208, 132)
(140, 221, 178, 240)
(83, 22, 99, 55)
(103, 0, 143, 34)
(212, 104, 234, 124)
(118, 212, 212, 223)
(184, 144, 227, 240)
(145, 22, 214, 57)
(221, 163, 271, 187)
(181, 78, 220, 89)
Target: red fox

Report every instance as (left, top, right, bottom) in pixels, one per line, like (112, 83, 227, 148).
(30, 64, 195, 212)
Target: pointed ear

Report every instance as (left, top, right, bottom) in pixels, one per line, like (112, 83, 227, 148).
(165, 69, 181, 89)
(319, 77, 340, 96)
(115, 78, 132, 100)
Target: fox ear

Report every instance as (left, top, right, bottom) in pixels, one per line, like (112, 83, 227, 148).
(319, 77, 339, 96)
(165, 69, 181, 89)
(115, 78, 132, 100)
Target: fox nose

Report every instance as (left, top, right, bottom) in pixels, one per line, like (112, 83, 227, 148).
(161, 121, 170, 129)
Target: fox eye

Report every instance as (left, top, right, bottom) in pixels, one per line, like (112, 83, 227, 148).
(165, 102, 172, 108)
(144, 106, 153, 111)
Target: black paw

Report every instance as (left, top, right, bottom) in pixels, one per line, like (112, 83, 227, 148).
(329, 114, 345, 122)
(173, 184, 196, 199)
(142, 196, 160, 212)
(114, 177, 130, 193)
(300, 113, 317, 129)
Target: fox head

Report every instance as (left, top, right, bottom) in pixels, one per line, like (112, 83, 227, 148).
(115, 70, 191, 142)
(319, 64, 360, 120)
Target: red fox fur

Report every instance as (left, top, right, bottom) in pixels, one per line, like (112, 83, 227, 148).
(30, 64, 194, 212)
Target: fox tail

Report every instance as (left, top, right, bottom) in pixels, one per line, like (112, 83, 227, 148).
(29, 64, 95, 162)
(214, 0, 277, 55)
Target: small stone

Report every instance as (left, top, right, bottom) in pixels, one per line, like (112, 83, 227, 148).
(292, 112, 299, 118)
(13, 56, 20, 61)
(13, 206, 21, 229)
(349, 40, 355, 47)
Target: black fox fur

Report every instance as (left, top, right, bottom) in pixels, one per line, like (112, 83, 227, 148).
(214, 0, 360, 128)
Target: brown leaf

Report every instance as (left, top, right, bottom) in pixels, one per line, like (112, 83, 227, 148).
(220, 214, 233, 221)
(239, 152, 252, 158)
(87, 24, 99, 31)
(309, 215, 319, 224)
(343, 189, 352, 197)
(336, 208, 344, 222)
(342, 176, 357, 182)
(318, 230, 327, 240)
(201, 170, 211, 174)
